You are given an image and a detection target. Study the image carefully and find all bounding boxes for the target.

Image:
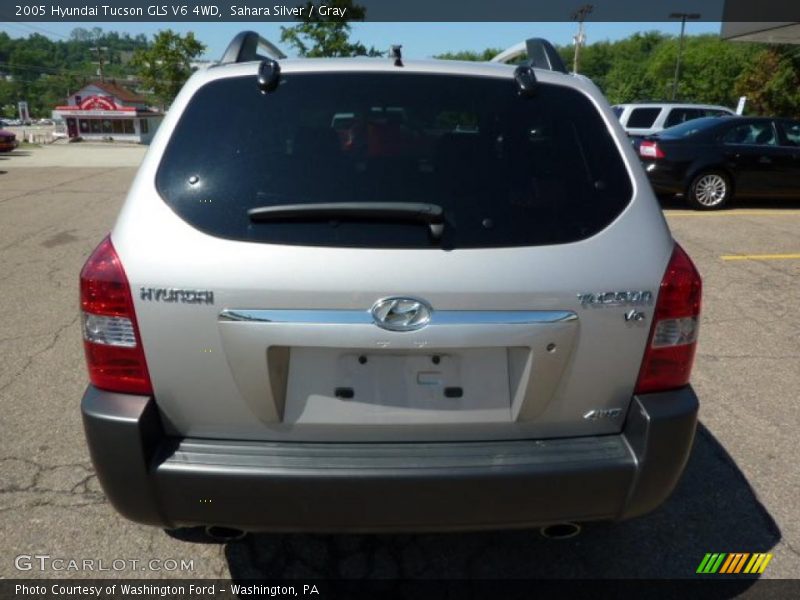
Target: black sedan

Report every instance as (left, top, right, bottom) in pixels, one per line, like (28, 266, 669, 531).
(637, 116, 800, 210)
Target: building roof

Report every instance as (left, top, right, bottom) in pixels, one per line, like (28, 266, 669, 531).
(84, 80, 148, 103)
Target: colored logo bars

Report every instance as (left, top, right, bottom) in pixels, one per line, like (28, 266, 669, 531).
(697, 553, 773, 574)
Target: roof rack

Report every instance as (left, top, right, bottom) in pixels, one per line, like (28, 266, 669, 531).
(220, 31, 286, 64)
(490, 38, 567, 74)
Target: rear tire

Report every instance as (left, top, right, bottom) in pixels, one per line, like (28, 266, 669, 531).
(687, 171, 731, 210)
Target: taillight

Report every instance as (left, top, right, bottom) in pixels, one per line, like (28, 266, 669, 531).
(639, 140, 665, 159)
(80, 236, 152, 395)
(634, 244, 702, 395)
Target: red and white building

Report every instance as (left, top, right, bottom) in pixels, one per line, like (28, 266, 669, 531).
(52, 81, 163, 144)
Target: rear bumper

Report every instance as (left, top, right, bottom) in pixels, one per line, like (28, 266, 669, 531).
(642, 160, 689, 195)
(81, 385, 698, 532)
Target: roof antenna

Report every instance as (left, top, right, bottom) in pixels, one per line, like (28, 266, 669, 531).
(391, 45, 403, 67)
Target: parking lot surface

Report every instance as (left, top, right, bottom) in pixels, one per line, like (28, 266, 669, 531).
(0, 145, 797, 582)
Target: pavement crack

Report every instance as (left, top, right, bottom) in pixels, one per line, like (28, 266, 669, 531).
(0, 313, 79, 395)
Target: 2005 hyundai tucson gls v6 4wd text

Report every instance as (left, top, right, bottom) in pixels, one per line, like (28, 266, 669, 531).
(79, 34, 701, 533)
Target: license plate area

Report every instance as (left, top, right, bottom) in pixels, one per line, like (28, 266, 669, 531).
(283, 347, 512, 424)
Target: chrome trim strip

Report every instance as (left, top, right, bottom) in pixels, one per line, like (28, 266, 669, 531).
(219, 309, 577, 325)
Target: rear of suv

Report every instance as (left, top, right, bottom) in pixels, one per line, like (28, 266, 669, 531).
(80, 34, 701, 532)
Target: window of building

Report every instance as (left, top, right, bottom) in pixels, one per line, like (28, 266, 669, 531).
(102, 119, 113, 134)
(79, 119, 89, 133)
(90, 120, 101, 134)
(112, 120, 123, 134)
(140, 119, 149, 134)
(123, 120, 134, 134)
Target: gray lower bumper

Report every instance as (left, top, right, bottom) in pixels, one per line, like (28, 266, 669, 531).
(81, 386, 698, 532)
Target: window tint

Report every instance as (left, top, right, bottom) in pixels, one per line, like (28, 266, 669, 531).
(156, 73, 632, 249)
(779, 121, 800, 146)
(626, 107, 661, 129)
(722, 122, 777, 146)
(664, 108, 701, 128)
(659, 117, 720, 139)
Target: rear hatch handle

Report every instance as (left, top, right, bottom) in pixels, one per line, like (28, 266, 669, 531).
(248, 202, 445, 240)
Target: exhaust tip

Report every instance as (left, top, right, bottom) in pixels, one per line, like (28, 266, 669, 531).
(539, 522, 581, 540)
(204, 525, 247, 543)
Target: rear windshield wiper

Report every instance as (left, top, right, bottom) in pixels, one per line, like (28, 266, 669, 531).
(248, 202, 445, 240)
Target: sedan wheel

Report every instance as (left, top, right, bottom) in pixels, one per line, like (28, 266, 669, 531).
(689, 172, 731, 210)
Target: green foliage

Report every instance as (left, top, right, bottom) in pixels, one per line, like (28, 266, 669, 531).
(435, 48, 503, 62)
(0, 29, 150, 117)
(734, 47, 800, 118)
(131, 30, 205, 109)
(280, 0, 382, 57)
(1, 26, 799, 119)
(441, 33, 799, 116)
(557, 33, 782, 111)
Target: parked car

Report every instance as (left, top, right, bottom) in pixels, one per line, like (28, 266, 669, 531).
(637, 116, 800, 210)
(613, 102, 735, 138)
(52, 119, 68, 139)
(80, 33, 701, 535)
(0, 129, 18, 152)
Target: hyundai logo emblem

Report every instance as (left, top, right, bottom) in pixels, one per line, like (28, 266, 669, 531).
(371, 297, 432, 332)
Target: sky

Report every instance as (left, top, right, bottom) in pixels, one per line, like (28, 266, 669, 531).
(1, 21, 723, 60)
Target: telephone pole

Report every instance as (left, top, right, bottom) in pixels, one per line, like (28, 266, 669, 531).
(90, 44, 108, 82)
(571, 4, 593, 74)
(669, 12, 700, 100)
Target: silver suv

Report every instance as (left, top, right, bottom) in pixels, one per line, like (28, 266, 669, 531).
(613, 102, 735, 138)
(80, 33, 701, 533)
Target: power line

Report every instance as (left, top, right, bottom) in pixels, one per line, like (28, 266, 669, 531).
(14, 22, 71, 40)
(0, 60, 172, 86)
(0, 61, 93, 77)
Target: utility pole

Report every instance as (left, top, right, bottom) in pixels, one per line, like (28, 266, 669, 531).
(571, 4, 593, 74)
(669, 12, 700, 100)
(90, 44, 108, 82)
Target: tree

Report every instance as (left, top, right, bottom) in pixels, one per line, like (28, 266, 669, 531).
(642, 35, 759, 106)
(735, 47, 800, 118)
(435, 48, 503, 62)
(590, 32, 669, 104)
(131, 30, 205, 108)
(280, 0, 382, 57)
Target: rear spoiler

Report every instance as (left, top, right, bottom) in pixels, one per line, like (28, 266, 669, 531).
(490, 38, 568, 74)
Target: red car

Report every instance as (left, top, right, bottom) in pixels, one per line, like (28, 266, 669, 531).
(0, 129, 18, 152)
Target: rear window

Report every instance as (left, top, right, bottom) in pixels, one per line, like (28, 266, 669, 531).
(156, 72, 632, 249)
(664, 108, 702, 128)
(626, 107, 661, 129)
(659, 117, 721, 139)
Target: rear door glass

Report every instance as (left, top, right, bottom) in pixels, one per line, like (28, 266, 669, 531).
(779, 121, 800, 146)
(626, 108, 661, 129)
(664, 108, 702, 128)
(156, 72, 633, 249)
(722, 123, 778, 146)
